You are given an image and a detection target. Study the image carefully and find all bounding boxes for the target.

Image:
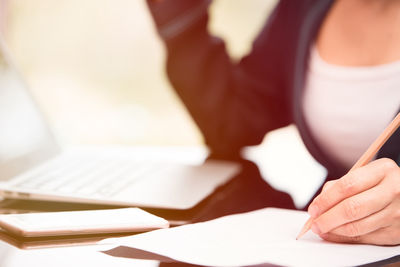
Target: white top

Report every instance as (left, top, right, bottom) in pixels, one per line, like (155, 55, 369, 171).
(302, 46, 400, 168)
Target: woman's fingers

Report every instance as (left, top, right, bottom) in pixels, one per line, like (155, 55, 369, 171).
(312, 181, 393, 235)
(321, 180, 336, 193)
(309, 158, 400, 245)
(320, 224, 400, 246)
(328, 200, 395, 237)
(308, 159, 389, 218)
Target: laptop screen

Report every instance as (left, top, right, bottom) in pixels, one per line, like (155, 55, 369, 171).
(0, 38, 60, 181)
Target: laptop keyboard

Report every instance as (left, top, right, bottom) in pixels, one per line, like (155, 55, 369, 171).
(10, 155, 169, 198)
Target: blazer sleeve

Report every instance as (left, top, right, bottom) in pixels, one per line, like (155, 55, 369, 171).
(146, 0, 292, 158)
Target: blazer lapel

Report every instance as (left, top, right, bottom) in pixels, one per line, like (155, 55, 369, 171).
(290, 0, 346, 178)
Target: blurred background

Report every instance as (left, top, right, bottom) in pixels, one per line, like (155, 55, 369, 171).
(0, 0, 277, 146)
(0, 0, 326, 208)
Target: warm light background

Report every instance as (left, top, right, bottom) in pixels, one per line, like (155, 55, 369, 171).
(1, 0, 277, 146)
(0, 0, 326, 208)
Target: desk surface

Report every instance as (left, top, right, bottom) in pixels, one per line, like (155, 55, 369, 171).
(0, 137, 394, 267)
(0, 156, 297, 267)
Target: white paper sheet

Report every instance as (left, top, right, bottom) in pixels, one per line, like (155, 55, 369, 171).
(102, 208, 400, 267)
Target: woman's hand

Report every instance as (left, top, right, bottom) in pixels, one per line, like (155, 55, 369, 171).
(307, 158, 400, 245)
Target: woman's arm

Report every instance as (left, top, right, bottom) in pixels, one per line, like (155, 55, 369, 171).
(146, 0, 292, 158)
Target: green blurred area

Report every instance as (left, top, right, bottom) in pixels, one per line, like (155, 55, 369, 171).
(1, 0, 277, 146)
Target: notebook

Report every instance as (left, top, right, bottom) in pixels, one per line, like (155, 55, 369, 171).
(0, 36, 239, 210)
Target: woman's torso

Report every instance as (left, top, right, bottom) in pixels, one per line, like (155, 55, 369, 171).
(302, 0, 400, 169)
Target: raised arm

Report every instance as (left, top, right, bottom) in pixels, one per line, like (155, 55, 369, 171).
(147, 0, 291, 158)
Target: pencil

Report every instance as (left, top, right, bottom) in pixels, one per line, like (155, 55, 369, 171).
(296, 112, 400, 240)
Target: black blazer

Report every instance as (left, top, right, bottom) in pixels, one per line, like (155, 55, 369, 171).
(147, 0, 400, 179)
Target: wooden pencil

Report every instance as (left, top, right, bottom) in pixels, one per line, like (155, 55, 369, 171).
(296, 112, 400, 240)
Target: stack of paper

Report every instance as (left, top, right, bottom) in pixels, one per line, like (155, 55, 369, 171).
(102, 208, 400, 266)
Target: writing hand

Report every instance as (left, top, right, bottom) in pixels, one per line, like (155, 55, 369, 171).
(307, 158, 400, 245)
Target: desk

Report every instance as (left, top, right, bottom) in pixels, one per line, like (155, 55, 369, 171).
(0, 129, 396, 266)
(0, 158, 397, 267)
(0, 156, 297, 267)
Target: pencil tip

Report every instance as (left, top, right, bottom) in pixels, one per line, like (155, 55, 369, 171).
(296, 217, 313, 240)
(296, 231, 305, 240)
(296, 230, 305, 240)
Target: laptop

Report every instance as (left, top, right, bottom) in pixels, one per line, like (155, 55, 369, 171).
(0, 37, 239, 210)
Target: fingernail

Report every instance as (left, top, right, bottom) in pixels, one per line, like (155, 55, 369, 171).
(311, 223, 321, 235)
(308, 205, 319, 218)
